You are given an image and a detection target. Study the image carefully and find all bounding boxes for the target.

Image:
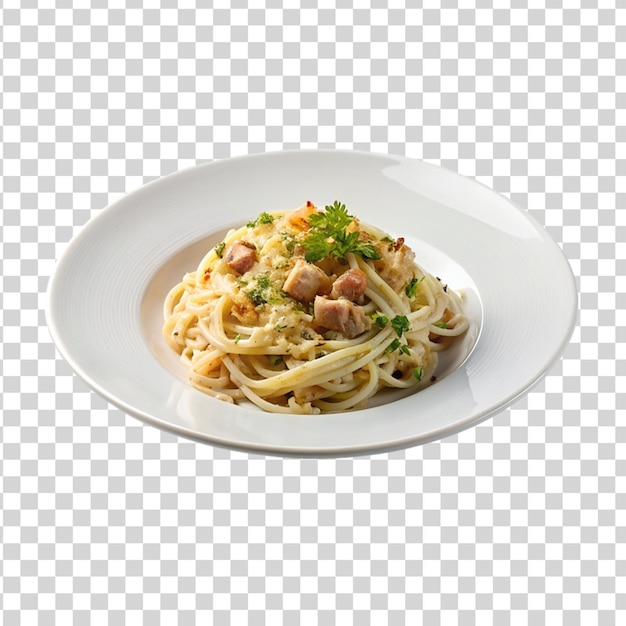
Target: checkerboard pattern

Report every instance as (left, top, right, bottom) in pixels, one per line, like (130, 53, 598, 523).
(1, 3, 623, 624)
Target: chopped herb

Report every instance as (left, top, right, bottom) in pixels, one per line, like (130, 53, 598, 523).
(269, 355, 284, 366)
(413, 366, 424, 381)
(381, 235, 395, 243)
(234, 334, 241, 343)
(246, 289, 267, 306)
(384, 339, 410, 355)
(245, 274, 280, 306)
(405, 276, 424, 299)
(256, 274, 271, 290)
(391, 315, 410, 337)
(281, 232, 297, 253)
(247, 212, 276, 228)
(275, 323, 288, 332)
(371, 312, 388, 328)
(434, 322, 447, 328)
(214, 242, 226, 257)
(302, 201, 381, 263)
(385, 338, 402, 354)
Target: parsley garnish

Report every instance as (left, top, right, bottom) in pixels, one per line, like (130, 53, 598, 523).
(413, 366, 424, 381)
(302, 201, 381, 263)
(214, 242, 226, 257)
(434, 322, 447, 328)
(385, 338, 401, 354)
(405, 276, 424, 299)
(371, 312, 388, 328)
(281, 232, 297, 254)
(385, 338, 410, 355)
(245, 274, 283, 306)
(247, 212, 276, 228)
(246, 290, 266, 306)
(391, 315, 410, 337)
(371, 314, 409, 343)
(256, 275, 271, 290)
(382, 316, 411, 354)
(245, 274, 272, 305)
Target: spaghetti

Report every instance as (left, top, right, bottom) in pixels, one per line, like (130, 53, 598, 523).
(163, 201, 469, 414)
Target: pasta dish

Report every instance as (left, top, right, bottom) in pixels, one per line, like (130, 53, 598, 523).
(163, 201, 469, 414)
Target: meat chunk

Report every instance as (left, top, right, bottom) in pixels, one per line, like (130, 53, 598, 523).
(313, 296, 369, 339)
(373, 237, 416, 292)
(279, 201, 318, 232)
(330, 268, 368, 302)
(225, 241, 256, 274)
(283, 259, 332, 303)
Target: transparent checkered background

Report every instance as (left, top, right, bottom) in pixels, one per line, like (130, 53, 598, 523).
(1, 2, 623, 624)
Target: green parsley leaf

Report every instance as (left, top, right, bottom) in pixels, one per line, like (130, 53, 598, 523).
(405, 276, 424, 299)
(434, 322, 447, 328)
(247, 212, 276, 228)
(302, 234, 333, 262)
(391, 315, 410, 337)
(308, 201, 352, 231)
(371, 312, 388, 328)
(384, 339, 410, 355)
(385, 338, 402, 354)
(302, 201, 382, 263)
(356, 242, 382, 259)
(214, 242, 226, 257)
(413, 366, 424, 381)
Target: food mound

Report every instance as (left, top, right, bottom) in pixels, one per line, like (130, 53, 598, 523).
(163, 201, 468, 414)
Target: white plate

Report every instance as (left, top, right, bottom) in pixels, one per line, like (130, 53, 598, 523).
(46, 150, 577, 457)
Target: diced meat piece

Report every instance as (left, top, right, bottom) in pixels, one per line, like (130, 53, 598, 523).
(283, 259, 332, 303)
(330, 268, 368, 302)
(374, 237, 416, 292)
(279, 201, 319, 232)
(225, 241, 256, 274)
(313, 296, 369, 339)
